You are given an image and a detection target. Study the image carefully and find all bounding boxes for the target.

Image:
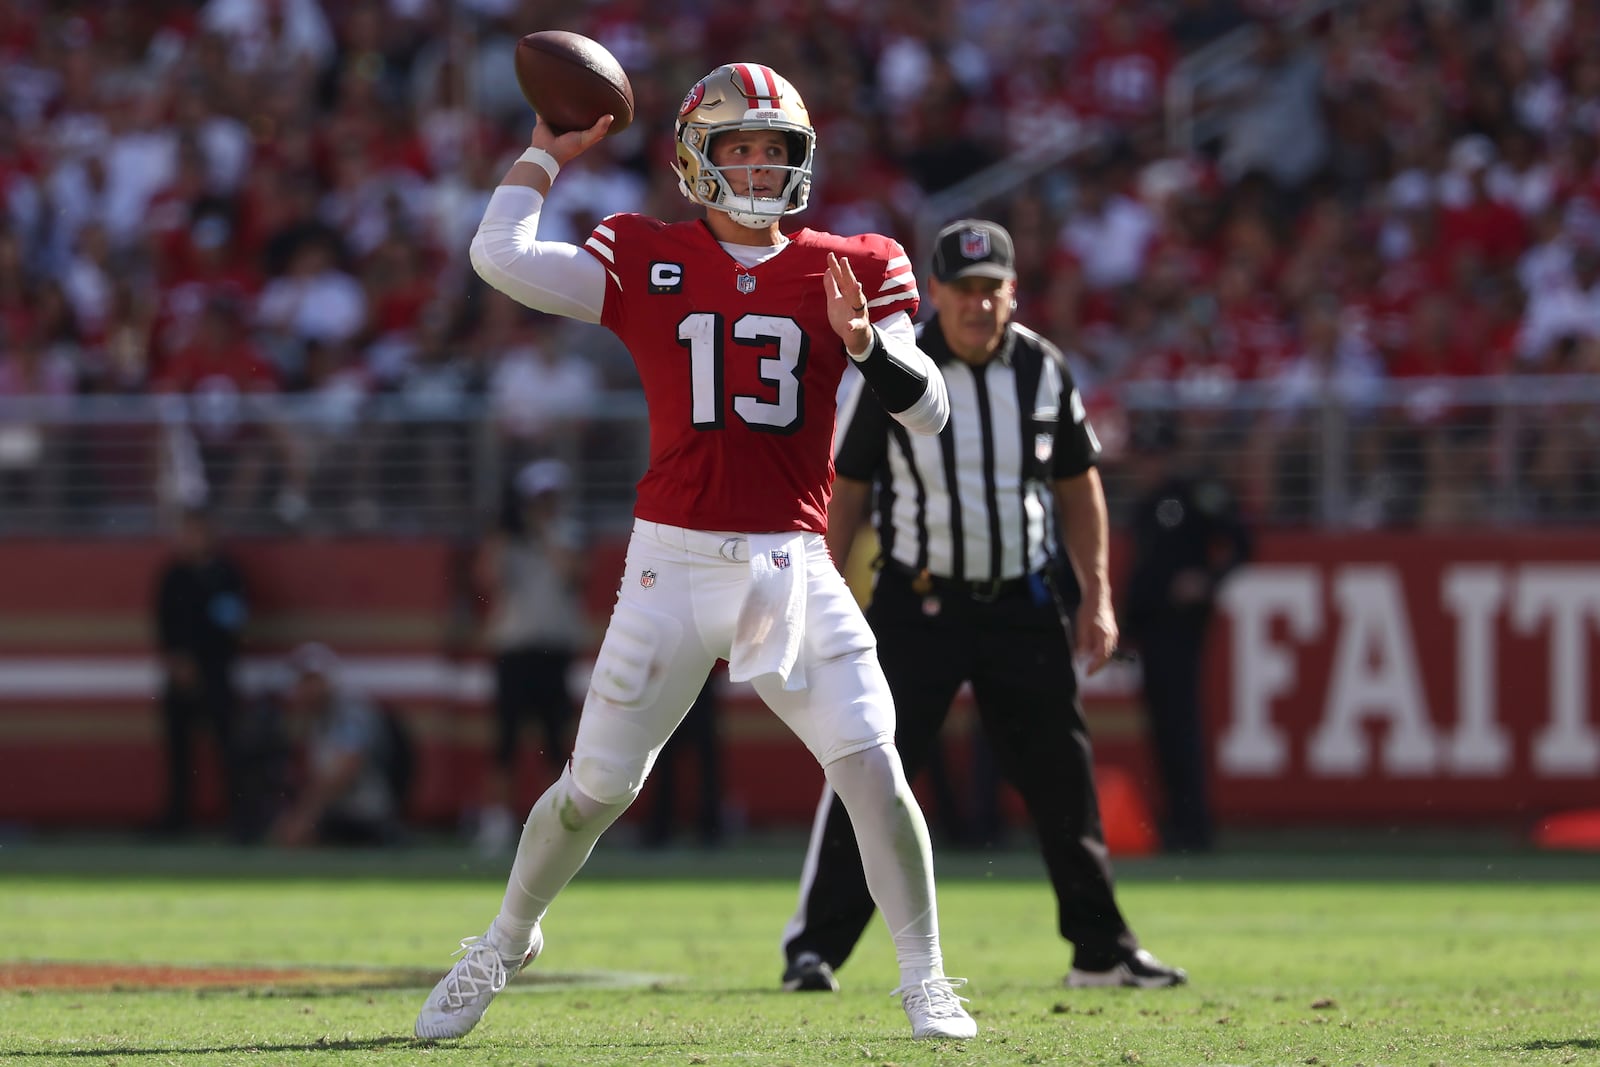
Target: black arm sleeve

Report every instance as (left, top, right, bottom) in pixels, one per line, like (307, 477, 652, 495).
(848, 327, 930, 414)
(833, 374, 893, 482)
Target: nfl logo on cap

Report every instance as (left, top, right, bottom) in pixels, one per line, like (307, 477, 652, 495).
(933, 218, 1015, 283)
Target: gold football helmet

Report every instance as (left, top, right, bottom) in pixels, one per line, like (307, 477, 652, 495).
(673, 63, 815, 228)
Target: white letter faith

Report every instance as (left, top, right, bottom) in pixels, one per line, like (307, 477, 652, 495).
(1309, 566, 1439, 776)
(1441, 566, 1511, 775)
(1218, 567, 1320, 776)
(1515, 567, 1600, 776)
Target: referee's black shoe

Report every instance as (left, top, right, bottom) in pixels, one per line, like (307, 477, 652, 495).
(1065, 948, 1187, 989)
(781, 952, 841, 992)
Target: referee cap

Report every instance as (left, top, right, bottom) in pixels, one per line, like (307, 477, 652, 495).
(932, 219, 1016, 283)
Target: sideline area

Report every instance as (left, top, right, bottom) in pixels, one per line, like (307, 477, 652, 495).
(2, 826, 1596, 884)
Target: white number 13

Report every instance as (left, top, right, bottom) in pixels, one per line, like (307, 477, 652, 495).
(678, 312, 809, 433)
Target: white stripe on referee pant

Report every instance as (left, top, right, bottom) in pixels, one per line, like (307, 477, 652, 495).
(780, 782, 839, 957)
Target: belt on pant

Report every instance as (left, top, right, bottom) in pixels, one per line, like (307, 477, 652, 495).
(884, 560, 1032, 603)
(634, 518, 750, 561)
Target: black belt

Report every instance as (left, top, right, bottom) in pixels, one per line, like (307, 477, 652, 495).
(884, 560, 1033, 603)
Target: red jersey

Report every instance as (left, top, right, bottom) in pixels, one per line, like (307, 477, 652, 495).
(584, 214, 917, 533)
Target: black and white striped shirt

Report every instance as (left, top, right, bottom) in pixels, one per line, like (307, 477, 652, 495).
(833, 317, 1100, 583)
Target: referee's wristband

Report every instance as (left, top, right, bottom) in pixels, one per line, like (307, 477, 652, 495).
(516, 147, 560, 183)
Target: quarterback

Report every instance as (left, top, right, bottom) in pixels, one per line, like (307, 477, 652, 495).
(413, 63, 976, 1042)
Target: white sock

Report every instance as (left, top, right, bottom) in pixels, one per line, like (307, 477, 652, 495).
(823, 744, 945, 987)
(485, 767, 628, 960)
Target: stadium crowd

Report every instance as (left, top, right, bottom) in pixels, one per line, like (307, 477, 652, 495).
(0, 0, 1597, 530)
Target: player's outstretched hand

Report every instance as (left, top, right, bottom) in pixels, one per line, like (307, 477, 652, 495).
(823, 253, 873, 353)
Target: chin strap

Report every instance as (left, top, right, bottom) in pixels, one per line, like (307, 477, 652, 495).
(714, 196, 788, 229)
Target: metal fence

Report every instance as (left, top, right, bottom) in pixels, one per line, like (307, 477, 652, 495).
(0, 376, 1597, 538)
(1099, 375, 1600, 529)
(0, 392, 650, 538)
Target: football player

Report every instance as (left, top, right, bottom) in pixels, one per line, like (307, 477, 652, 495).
(413, 63, 976, 1042)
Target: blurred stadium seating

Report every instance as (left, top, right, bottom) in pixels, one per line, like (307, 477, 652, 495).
(1, 0, 1597, 836)
(0, 0, 1596, 530)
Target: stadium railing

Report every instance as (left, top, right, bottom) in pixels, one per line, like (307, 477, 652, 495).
(0, 375, 1596, 537)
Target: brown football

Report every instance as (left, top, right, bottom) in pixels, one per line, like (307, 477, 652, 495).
(514, 30, 634, 136)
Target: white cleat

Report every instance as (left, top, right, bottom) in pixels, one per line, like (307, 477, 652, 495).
(414, 927, 542, 1039)
(894, 976, 978, 1040)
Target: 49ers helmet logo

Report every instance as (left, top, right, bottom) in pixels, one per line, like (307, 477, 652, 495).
(678, 81, 706, 118)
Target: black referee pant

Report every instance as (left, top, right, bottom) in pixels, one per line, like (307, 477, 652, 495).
(784, 564, 1139, 972)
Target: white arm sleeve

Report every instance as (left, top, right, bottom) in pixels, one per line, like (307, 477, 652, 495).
(468, 185, 606, 324)
(873, 310, 949, 436)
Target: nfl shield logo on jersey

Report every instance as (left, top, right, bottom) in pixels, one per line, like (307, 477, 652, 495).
(640, 569, 657, 588)
(960, 228, 990, 260)
(771, 550, 790, 570)
(736, 272, 757, 294)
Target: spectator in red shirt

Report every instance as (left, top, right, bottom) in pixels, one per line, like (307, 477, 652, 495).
(1438, 135, 1529, 278)
(153, 296, 291, 520)
(1386, 291, 1493, 525)
(1072, 8, 1174, 134)
(150, 214, 263, 373)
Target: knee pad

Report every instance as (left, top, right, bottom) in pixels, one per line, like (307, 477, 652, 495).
(552, 764, 634, 831)
(568, 752, 646, 810)
(824, 740, 909, 802)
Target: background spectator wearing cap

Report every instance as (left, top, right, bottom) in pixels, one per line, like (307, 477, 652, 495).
(267, 641, 412, 848)
(471, 458, 588, 855)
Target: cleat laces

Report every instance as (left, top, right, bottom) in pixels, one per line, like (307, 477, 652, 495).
(439, 936, 509, 1010)
(892, 976, 971, 1020)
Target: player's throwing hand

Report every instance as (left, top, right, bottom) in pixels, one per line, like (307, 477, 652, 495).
(532, 113, 613, 167)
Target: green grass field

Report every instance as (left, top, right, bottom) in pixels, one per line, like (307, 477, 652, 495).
(3, 837, 1598, 1066)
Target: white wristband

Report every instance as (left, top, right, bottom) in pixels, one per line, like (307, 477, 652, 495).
(516, 147, 560, 183)
(846, 325, 877, 362)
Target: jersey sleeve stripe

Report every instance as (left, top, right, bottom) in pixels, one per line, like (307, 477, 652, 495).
(584, 236, 616, 264)
(879, 269, 916, 294)
(867, 290, 917, 311)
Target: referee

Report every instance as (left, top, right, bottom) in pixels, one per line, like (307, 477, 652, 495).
(780, 219, 1186, 992)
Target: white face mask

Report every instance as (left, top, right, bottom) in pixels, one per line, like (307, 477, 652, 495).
(708, 160, 803, 228)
